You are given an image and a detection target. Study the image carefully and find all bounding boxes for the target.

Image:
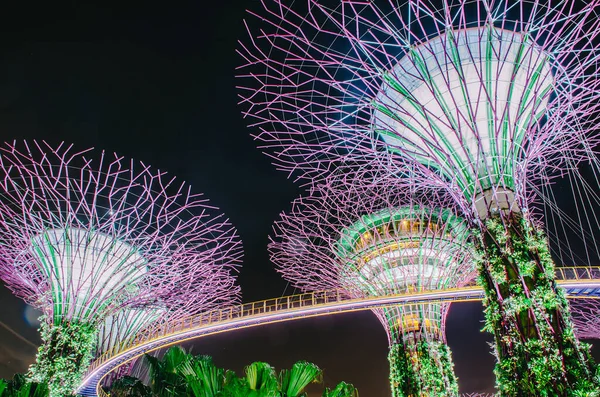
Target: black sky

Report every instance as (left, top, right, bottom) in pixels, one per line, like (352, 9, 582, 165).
(0, 2, 595, 396)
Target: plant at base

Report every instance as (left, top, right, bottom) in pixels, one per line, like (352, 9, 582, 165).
(475, 215, 597, 395)
(108, 346, 354, 397)
(180, 355, 231, 397)
(28, 318, 95, 397)
(108, 376, 151, 397)
(279, 361, 322, 397)
(321, 382, 358, 397)
(145, 347, 191, 396)
(223, 362, 279, 397)
(0, 374, 49, 397)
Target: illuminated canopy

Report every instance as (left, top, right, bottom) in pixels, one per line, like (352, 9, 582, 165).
(336, 207, 471, 342)
(373, 28, 553, 202)
(238, 0, 600, 220)
(335, 207, 470, 299)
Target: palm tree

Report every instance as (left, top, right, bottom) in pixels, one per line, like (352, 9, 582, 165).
(145, 346, 190, 396)
(109, 346, 357, 397)
(218, 362, 279, 397)
(322, 382, 359, 397)
(279, 361, 322, 397)
(179, 355, 229, 397)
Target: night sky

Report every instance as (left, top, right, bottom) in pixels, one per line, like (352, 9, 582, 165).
(0, 2, 595, 396)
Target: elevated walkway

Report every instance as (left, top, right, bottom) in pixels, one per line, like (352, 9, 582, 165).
(78, 267, 600, 396)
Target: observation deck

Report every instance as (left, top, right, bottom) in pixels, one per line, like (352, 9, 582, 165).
(78, 267, 600, 397)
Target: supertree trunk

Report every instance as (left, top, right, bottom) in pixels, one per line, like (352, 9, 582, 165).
(29, 319, 97, 397)
(388, 337, 457, 397)
(383, 304, 459, 397)
(474, 213, 597, 395)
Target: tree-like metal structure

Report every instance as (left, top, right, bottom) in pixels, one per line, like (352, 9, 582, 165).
(0, 141, 242, 396)
(238, 0, 600, 394)
(271, 172, 475, 396)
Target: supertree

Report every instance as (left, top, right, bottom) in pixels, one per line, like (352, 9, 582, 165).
(238, 0, 600, 394)
(0, 141, 242, 396)
(270, 170, 476, 396)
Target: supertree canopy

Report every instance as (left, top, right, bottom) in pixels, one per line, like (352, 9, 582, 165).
(238, 0, 600, 394)
(0, 141, 242, 396)
(271, 172, 475, 396)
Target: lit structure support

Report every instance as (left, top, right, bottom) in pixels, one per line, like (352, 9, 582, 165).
(238, 1, 600, 394)
(270, 176, 475, 396)
(472, 214, 595, 394)
(0, 141, 242, 396)
(381, 306, 457, 396)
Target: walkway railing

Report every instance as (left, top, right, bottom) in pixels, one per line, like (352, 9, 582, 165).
(80, 266, 600, 396)
(87, 290, 350, 375)
(556, 266, 600, 281)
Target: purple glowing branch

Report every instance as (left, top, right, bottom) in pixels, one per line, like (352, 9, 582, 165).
(0, 141, 242, 327)
(570, 299, 600, 340)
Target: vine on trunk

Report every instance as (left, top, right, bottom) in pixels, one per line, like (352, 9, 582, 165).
(388, 338, 458, 397)
(475, 215, 598, 396)
(29, 317, 96, 397)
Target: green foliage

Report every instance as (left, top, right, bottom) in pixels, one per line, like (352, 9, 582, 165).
(0, 374, 49, 397)
(279, 361, 322, 397)
(321, 382, 358, 397)
(388, 343, 417, 397)
(28, 318, 95, 397)
(109, 347, 351, 397)
(239, 362, 278, 397)
(179, 355, 229, 397)
(387, 339, 458, 397)
(146, 346, 190, 396)
(210, 361, 280, 397)
(108, 376, 152, 397)
(474, 215, 599, 396)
